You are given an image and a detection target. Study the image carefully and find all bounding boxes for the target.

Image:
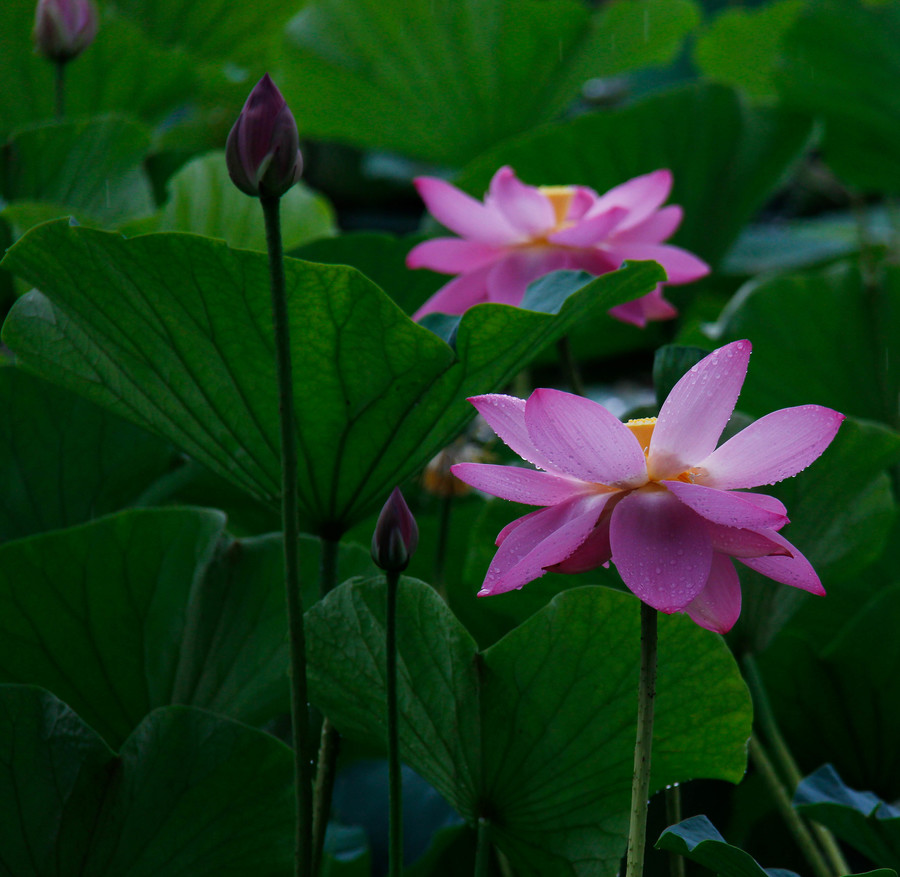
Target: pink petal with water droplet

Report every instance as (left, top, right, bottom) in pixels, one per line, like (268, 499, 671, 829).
(414, 176, 521, 245)
(549, 510, 614, 573)
(451, 462, 588, 506)
(706, 522, 790, 558)
(406, 238, 503, 274)
(738, 530, 825, 595)
(685, 554, 742, 633)
(525, 388, 647, 486)
(467, 394, 557, 473)
(699, 405, 845, 490)
(479, 495, 607, 595)
(664, 481, 789, 529)
(649, 340, 751, 478)
(610, 488, 713, 612)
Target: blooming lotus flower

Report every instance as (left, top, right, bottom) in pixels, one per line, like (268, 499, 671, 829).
(226, 74, 303, 199)
(407, 166, 709, 327)
(451, 341, 844, 633)
(33, 0, 98, 63)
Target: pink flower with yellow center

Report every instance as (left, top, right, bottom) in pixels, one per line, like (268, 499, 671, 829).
(407, 166, 710, 327)
(451, 340, 844, 633)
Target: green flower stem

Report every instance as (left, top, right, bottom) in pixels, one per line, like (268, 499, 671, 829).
(749, 735, 833, 877)
(664, 785, 685, 877)
(386, 567, 403, 877)
(54, 61, 66, 119)
(743, 656, 850, 877)
(556, 335, 585, 397)
(625, 602, 658, 877)
(474, 817, 491, 877)
(261, 193, 312, 877)
(311, 537, 341, 877)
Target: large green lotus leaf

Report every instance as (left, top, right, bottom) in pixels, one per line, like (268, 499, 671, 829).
(711, 260, 900, 426)
(656, 815, 801, 877)
(777, 0, 900, 192)
(0, 507, 372, 748)
(693, 0, 806, 102)
(291, 232, 442, 317)
(0, 685, 293, 876)
(113, 0, 299, 65)
(760, 585, 900, 799)
(280, 0, 698, 166)
(135, 151, 336, 250)
(0, 221, 662, 533)
(0, 0, 200, 136)
(0, 117, 154, 228)
(0, 367, 175, 541)
(795, 765, 900, 871)
(306, 579, 751, 877)
(722, 208, 894, 277)
(454, 83, 812, 268)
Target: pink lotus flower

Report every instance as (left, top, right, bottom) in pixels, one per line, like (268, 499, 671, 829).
(451, 341, 844, 633)
(407, 166, 709, 327)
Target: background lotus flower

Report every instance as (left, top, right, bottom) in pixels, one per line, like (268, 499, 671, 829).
(226, 73, 303, 199)
(33, 0, 97, 63)
(407, 166, 709, 326)
(451, 340, 844, 633)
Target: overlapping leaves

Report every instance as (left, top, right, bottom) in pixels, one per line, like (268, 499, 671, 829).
(306, 579, 751, 877)
(1, 221, 662, 533)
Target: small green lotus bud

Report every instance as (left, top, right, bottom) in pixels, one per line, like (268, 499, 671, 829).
(226, 73, 303, 199)
(33, 0, 98, 63)
(372, 488, 419, 573)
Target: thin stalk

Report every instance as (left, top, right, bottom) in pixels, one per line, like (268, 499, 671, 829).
(54, 61, 66, 119)
(474, 817, 491, 877)
(261, 194, 312, 877)
(386, 568, 403, 877)
(749, 736, 833, 877)
(625, 603, 658, 877)
(556, 335, 585, 396)
(311, 537, 341, 876)
(743, 656, 850, 877)
(432, 493, 453, 599)
(664, 785, 685, 877)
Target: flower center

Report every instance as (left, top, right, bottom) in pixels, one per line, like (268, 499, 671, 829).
(624, 416, 700, 484)
(538, 185, 576, 229)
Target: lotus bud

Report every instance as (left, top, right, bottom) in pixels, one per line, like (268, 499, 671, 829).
(226, 73, 303, 199)
(372, 488, 419, 573)
(33, 0, 98, 63)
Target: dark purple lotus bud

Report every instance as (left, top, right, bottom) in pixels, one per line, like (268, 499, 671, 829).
(33, 0, 98, 63)
(226, 73, 303, 199)
(372, 488, 419, 573)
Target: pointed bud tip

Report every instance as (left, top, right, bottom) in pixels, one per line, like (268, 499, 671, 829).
(33, 0, 98, 62)
(226, 73, 303, 199)
(372, 488, 419, 572)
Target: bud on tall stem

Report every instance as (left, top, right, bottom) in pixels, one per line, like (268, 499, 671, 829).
(226, 73, 303, 199)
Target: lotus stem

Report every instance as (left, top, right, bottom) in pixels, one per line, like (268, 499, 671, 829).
(625, 602, 658, 877)
(261, 193, 312, 877)
(386, 567, 403, 876)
